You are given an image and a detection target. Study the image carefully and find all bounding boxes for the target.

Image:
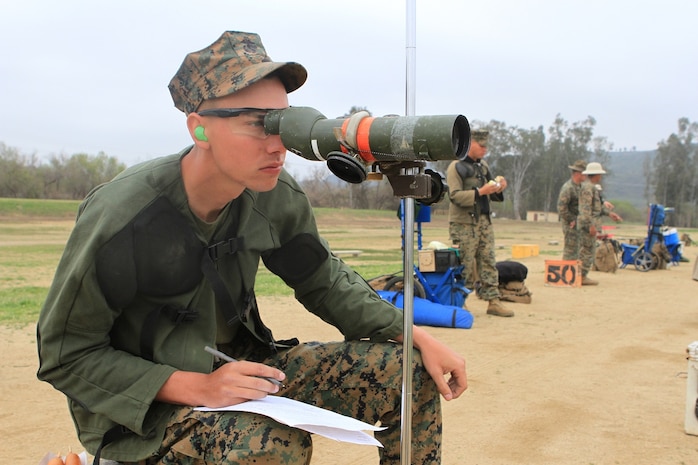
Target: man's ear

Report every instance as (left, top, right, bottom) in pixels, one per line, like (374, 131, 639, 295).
(187, 113, 210, 148)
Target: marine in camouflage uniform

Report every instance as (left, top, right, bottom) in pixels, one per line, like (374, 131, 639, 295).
(446, 130, 513, 317)
(556, 160, 587, 261)
(37, 31, 467, 465)
(577, 162, 621, 284)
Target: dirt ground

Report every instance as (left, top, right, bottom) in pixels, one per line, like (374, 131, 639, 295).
(2, 216, 698, 465)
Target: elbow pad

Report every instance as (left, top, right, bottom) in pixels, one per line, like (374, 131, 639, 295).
(263, 233, 328, 286)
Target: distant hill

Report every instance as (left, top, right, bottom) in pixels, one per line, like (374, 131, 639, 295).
(603, 150, 656, 210)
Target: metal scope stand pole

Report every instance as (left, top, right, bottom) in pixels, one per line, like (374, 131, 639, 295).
(400, 198, 416, 465)
(400, 1, 417, 464)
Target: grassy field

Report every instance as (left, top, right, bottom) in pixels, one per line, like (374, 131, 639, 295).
(0, 200, 406, 325)
(2, 198, 693, 326)
(0, 197, 81, 219)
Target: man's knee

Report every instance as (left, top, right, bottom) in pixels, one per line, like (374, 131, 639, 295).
(166, 411, 312, 465)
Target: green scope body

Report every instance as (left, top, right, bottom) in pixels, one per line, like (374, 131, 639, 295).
(264, 107, 470, 163)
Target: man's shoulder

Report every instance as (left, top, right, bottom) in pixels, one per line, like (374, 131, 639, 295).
(557, 181, 571, 200)
(91, 154, 181, 195)
(561, 179, 580, 191)
(451, 159, 477, 179)
(77, 153, 186, 227)
(580, 180, 595, 192)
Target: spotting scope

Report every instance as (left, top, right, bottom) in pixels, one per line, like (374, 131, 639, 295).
(264, 106, 469, 163)
(264, 107, 470, 201)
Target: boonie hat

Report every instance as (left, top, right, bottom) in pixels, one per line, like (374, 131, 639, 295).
(169, 31, 308, 114)
(471, 130, 489, 147)
(582, 162, 607, 175)
(568, 160, 587, 172)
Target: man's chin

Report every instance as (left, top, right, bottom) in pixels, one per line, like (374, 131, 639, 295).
(250, 177, 280, 193)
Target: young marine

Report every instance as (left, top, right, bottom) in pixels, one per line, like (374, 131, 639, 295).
(577, 162, 622, 285)
(37, 31, 467, 465)
(557, 160, 588, 262)
(446, 130, 513, 317)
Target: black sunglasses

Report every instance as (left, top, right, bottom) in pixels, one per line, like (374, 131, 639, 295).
(196, 107, 277, 118)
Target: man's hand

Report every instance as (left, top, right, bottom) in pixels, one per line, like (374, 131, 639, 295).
(480, 176, 506, 195)
(397, 326, 467, 401)
(495, 175, 507, 192)
(156, 361, 285, 408)
(610, 212, 623, 222)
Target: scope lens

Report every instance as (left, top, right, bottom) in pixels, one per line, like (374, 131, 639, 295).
(452, 115, 470, 160)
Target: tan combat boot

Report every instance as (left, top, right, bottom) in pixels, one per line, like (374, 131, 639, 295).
(487, 298, 515, 317)
(581, 275, 599, 286)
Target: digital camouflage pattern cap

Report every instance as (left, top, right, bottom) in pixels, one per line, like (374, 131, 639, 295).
(471, 130, 489, 147)
(568, 160, 587, 172)
(168, 31, 308, 114)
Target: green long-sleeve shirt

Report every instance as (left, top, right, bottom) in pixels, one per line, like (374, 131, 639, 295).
(37, 148, 403, 462)
(446, 157, 502, 224)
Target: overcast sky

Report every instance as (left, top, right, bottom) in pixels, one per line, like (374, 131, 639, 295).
(2, 0, 696, 177)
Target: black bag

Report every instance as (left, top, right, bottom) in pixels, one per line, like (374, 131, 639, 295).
(496, 260, 528, 284)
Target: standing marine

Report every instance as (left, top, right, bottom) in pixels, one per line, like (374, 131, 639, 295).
(446, 129, 513, 317)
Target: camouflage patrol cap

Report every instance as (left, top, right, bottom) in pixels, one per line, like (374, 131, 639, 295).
(168, 31, 308, 114)
(471, 130, 489, 147)
(568, 160, 587, 172)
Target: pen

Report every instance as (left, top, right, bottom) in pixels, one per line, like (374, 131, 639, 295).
(204, 345, 285, 388)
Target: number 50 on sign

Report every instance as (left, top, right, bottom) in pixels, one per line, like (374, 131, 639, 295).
(544, 260, 582, 287)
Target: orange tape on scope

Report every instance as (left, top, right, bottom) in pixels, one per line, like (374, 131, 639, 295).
(340, 117, 376, 162)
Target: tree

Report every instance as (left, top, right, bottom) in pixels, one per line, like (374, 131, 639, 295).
(299, 165, 400, 210)
(527, 115, 610, 214)
(296, 166, 346, 208)
(60, 152, 124, 199)
(491, 123, 545, 220)
(647, 117, 698, 227)
(434, 115, 609, 219)
(0, 142, 125, 200)
(341, 106, 371, 118)
(0, 143, 43, 198)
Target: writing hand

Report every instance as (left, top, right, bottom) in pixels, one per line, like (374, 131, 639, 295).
(155, 358, 286, 409)
(203, 360, 285, 407)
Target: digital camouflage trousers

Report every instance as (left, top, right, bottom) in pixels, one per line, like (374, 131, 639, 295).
(449, 217, 501, 300)
(132, 340, 441, 465)
(578, 229, 596, 277)
(561, 221, 580, 261)
(562, 221, 595, 276)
